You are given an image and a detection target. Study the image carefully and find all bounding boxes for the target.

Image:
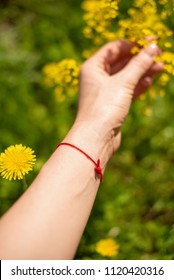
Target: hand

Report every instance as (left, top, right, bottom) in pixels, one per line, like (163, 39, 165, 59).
(75, 40, 163, 155)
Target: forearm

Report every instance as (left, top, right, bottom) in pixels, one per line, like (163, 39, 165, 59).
(0, 40, 160, 260)
(0, 122, 113, 259)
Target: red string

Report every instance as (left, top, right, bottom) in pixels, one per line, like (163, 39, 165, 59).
(57, 142, 103, 183)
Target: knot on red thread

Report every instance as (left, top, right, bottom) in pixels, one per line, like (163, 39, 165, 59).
(95, 160, 103, 183)
(57, 142, 103, 183)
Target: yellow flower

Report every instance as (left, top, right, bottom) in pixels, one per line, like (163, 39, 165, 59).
(156, 52, 174, 75)
(115, 0, 174, 81)
(149, 88, 157, 99)
(144, 107, 153, 117)
(82, 0, 118, 45)
(95, 238, 119, 257)
(43, 59, 80, 102)
(0, 144, 36, 180)
(82, 0, 174, 80)
(164, 42, 172, 48)
(158, 73, 170, 86)
(55, 87, 65, 102)
(118, 0, 173, 49)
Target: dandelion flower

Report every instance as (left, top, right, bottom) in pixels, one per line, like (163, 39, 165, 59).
(0, 144, 36, 180)
(95, 238, 119, 257)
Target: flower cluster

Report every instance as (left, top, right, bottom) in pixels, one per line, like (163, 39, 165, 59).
(43, 0, 174, 105)
(81, 0, 174, 98)
(118, 0, 172, 48)
(43, 59, 80, 102)
(117, 0, 174, 90)
(82, 0, 118, 47)
(0, 144, 36, 181)
(156, 52, 174, 77)
(95, 238, 119, 257)
(117, 0, 174, 83)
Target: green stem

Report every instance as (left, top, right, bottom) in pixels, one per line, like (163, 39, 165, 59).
(22, 176, 28, 191)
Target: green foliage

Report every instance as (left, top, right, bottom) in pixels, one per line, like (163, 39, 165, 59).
(0, 0, 174, 260)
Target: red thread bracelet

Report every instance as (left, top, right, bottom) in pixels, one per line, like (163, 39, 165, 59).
(57, 142, 103, 183)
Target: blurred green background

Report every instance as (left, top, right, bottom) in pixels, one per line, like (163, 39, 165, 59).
(0, 0, 174, 260)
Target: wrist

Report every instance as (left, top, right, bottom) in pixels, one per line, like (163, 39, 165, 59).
(63, 120, 121, 169)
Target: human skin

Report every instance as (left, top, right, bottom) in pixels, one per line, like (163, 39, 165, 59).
(0, 40, 163, 259)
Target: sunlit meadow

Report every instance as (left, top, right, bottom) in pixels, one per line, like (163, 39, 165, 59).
(0, 0, 174, 259)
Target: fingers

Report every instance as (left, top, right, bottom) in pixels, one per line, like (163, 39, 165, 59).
(133, 61, 163, 98)
(119, 44, 161, 88)
(94, 39, 134, 65)
(134, 77, 153, 99)
(110, 56, 133, 75)
(107, 44, 163, 76)
(111, 58, 163, 76)
(133, 61, 163, 99)
(145, 61, 163, 76)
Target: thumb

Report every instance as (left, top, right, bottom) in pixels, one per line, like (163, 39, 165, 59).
(119, 43, 160, 88)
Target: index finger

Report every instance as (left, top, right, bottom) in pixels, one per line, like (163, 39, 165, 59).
(94, 39, 135, 65)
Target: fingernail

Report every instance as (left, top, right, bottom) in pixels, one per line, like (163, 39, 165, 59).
(145, 43, 159, 57)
